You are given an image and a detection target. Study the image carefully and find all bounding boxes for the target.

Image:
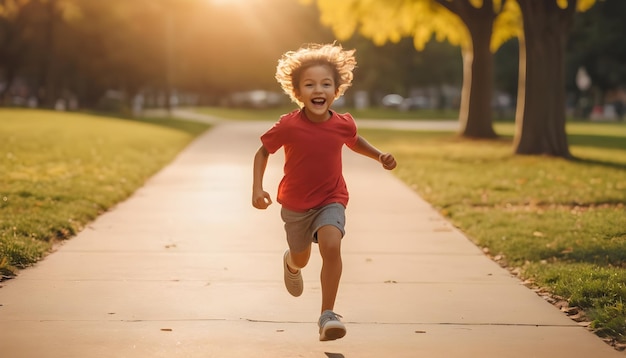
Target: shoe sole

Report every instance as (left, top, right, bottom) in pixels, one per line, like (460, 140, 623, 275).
(319, 323, 346, 341)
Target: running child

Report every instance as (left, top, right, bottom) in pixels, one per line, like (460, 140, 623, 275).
(252, 43, 397, 341)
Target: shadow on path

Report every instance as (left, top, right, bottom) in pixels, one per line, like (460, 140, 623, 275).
(325, 352, 346, 358)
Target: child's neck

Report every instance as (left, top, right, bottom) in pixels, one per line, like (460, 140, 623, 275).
(302, 108, 332, 123)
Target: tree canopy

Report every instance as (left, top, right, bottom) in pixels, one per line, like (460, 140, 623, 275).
(310, 0, 522, 53)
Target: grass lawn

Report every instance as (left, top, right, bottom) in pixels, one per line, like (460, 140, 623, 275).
(0, 109, 210, 277)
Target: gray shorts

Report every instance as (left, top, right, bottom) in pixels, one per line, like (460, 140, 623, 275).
(280, 203, 346, 253)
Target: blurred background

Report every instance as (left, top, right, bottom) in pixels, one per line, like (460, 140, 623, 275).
(0, 0, 624, 120)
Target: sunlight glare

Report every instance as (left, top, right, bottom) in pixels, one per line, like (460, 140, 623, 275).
(210, 0, 251, 5)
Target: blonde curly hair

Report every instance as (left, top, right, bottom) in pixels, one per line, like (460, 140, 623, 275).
(275, 43, 357, 108)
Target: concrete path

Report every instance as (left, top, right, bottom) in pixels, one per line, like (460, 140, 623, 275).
(0, 117, 622, 357)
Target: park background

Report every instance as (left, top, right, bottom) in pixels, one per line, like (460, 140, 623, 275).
(1, 0, 625, 122)
(1, 0, 625, 351)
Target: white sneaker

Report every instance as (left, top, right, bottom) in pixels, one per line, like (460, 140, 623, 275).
(283, 250, 303, 297)
(318, 310, 346, 341)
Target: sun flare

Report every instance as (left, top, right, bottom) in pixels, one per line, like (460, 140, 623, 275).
(209, 0, 252, 5)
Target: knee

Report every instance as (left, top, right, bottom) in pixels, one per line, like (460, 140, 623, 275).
(317, 226, 342, 259)
(289, 249, 310, 269)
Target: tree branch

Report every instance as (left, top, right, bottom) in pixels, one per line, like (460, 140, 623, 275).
(434, 0, 457, 14)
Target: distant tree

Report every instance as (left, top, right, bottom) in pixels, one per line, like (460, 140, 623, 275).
(0, 0, 41, 102)
(343, 35, 462, 102)
(37, 0, 83, 107)
(1, 0, 337, 109)
(566, 0, 626, 104)
(0, 0, 81, 106)
(494, 38, 519, 106)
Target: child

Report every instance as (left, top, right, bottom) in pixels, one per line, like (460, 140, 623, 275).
(252, 43, 397, 341)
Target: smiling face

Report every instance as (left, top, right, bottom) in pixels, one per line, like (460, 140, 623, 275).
(295, 65, 339, 122)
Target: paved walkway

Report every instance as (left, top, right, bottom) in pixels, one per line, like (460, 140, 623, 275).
(0, 114, 622, 357)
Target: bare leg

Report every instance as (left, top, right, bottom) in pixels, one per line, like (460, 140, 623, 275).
(317, 225, 343, 313)
(287, 245, 311, 273)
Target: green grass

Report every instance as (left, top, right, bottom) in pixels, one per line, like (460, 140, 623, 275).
(357, 121, 626, 345)
(0, 109, 210, 277)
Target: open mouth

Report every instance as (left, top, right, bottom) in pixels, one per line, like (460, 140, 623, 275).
(311, 98, 326, 106)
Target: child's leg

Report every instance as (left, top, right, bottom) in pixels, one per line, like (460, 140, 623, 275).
(316, 225, 343, 313)
(286, 245, 312, 272)
(282, 207, 315, 272)
(283, 244, 311, 297)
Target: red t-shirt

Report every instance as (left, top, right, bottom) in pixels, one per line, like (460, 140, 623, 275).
(261, 109, 359, 212)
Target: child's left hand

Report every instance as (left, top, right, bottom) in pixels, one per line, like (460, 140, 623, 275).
(379, 153, 397, 170)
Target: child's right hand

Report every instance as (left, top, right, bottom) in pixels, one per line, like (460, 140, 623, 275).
(379, 153, 397, 170)
(252, 190, 273, 209)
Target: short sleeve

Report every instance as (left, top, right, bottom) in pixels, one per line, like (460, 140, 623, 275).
(341, 113, 359, 148)
(260, 118, 286, 154)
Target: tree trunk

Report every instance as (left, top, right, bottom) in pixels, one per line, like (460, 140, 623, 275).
(0, 4, 28, 104)
(462, 20, 497, 138)
(514, 0, 575, 158)
(0, 69, 17, 104)
(38, 0, 59, 108)
(439, 0, 498, 138)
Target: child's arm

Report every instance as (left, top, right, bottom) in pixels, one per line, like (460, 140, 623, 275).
(252, 145, 273, 209)
(349, 135, 397, 170)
